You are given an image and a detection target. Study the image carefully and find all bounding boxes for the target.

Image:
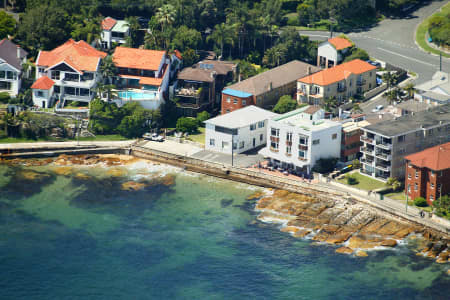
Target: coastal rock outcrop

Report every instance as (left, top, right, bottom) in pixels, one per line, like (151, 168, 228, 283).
(251, 189, 450, 263)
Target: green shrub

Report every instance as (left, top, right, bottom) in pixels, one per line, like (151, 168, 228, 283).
(414, 197, 428, 207)
(273, 95, 297, 114)
(312, 157, 338, 174)
(196, 111, 210, 126)
(346, 175, 358, 185)
(176, 117, 198, 134)
(0, 92, 10, 103)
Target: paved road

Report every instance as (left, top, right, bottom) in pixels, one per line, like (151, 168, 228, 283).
(299, 1, 450, 84)
(191, 149, 263, 168)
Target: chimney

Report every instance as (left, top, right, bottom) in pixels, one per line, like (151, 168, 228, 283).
(307, 66, 312, 75)
(16, 45, 21, 59)
(268, 82, 272, 91)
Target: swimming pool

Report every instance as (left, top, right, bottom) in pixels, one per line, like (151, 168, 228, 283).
(118, 91, 158, 100)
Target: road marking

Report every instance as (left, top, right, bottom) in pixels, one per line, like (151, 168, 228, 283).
(377, 47, 436, 67)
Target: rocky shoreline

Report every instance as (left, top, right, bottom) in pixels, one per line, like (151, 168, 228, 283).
(249, 190, 450, 265)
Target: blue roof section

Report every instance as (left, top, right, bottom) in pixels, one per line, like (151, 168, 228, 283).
(222, 88, 253, 98)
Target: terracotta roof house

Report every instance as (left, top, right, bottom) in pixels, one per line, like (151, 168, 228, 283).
(221, 60, 320, 114)
(111, 47, 171, 110)
(176, 60, 236, 116)
(32, 39, 107, 108)
(404, 142, 450, 205)
(100, 17, 130, 49)
(297, 59, 377, 105)
(317, 37, 353, 69)
(0, 39, 28, 97)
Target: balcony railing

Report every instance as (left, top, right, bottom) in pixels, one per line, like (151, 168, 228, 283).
(361, 136, 374, 143)
(286, 140, 292, 146)
(175, 88, 202, 98)
(375, 141, 392, 150)
(361, 146, 374, 153)
(337, 86, 346, 92)
(361, 158, 374, 164)
(375, 164, 391, 172)
(270, 147, 279, 152)
(270, 136, 279, 142)
(298, 144, 308, 150)
(375, 152, 391, 161)
(356, 79, 366, 86)
(298, 157, 308, 161)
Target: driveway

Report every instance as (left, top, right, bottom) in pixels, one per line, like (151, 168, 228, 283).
(191, 149, 264, 168)
(298, 1, 450, 84)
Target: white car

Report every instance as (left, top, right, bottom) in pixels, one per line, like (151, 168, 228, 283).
(372, 105, 384, 113)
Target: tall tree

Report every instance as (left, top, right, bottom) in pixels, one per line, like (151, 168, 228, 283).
(403, 82, 415, 99)
(207, 22, 234, 59)
(0, 10, 16, 39)
(156, 4, 176, 48)
(125, 16, 141, 48)
(99, 55, 117, 84)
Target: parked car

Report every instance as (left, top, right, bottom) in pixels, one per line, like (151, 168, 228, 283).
(372, 105, 384, 113)
(143, 133, 164, 142)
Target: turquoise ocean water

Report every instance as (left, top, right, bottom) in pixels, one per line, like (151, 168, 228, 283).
(0, 161, 449, 299)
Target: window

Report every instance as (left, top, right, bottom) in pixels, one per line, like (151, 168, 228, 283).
(415, 131, 421, 137)
(0, 71, 4, 78)
(428, 129, 433, 136)
(414, 183, 418, 191)
(397, 135, 405, 142)
(299, 150, 305, 158)
(226, 109, 230, 113)
(286, 132, 292, 141)
(398, 148, 406, 154)
(38, 68, 45, 73)
(239, 141, 244, 149)
(271, 128, 279, 137)
(270, 142, 279, 150)
(260, 134, 263, 141)
(299, 136, 308, 145)
(227, 97, 230, 103)
(332, 133, 337, 140)
(415, 170, 419, 178)
(431, 183, 434, 189)
(438, 184, 441, 191)
(369, 83, 372, 89)
(370, 72, 373, 77)
(233, 99, 238, 104)
(36, 91, 44, 97)
(431, 170, 435, 177)
(408, 185, 411, 192)
(430, 195, 434, 201)
(250, 124, 256, 131)
(286, 146, 292, 154)
(6, 71, 13, 79)
(233, 142, 237, 150)
(408, 173, 411, 179)
(209, 139, 215, 146)
(242, 100, 246, 106)
(313, 139, 320, 145)
(51, 71, 60, 80)
(258, 121, 264, 128)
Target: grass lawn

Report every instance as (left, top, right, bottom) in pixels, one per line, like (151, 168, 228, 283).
(338, 172, 386, 191)
(385, 192, 434, 212)
(77, 134, 129, 141)
(186, 127, 205, 145)
(0, 137, 50, 143)
(415, 2, 450, 58)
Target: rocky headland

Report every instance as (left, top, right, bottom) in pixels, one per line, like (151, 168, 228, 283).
(249, 190, 450, 264)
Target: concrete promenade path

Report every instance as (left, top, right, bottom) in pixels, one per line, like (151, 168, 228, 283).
(0, 140, 136, 150)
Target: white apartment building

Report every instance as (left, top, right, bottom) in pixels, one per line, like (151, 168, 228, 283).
(204, 106, 278, 154)
(317, 37, 352, 68)
(260, 107, 342, 174)
(100, 17, 130, 49)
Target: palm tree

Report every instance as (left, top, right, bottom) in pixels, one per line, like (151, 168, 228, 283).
(403, 82, 415, 99)
(156, 4, 176, 48)
(323, 97, 338, 112)
(352, 103, 362, 113)
(95, 82, 118, 102)
(382, 72, 398, 90)
(384, 88, 401, 105)
(207, 23, 234, 59)
(263, 44, 287, 67)
(100, 55, 117, 84)
(125, 16, 141, 48)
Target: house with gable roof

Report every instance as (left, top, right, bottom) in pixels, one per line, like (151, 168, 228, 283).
(317, 37, 353, 69)
(100, 17, 130, 49)
(0, 39, 28, 97)
(110, 47, 171, 110)
(297, 59, 377, 105)
(32, 39, 107, 108)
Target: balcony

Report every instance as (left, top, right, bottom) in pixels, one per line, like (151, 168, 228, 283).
(298, 157, 308, 161)
(270, 136, 279, 143)
(356, 79, 366, 86)
(375, 164, 391, 172)
(298, 144, 308, 150)
(361, 169, 373, 176)
(286, 140, 292, 146)
(360, 158, 374, 164)
(337, 86, 346, 92)
(375, 152, 392, 161)
(375, 141, 392, 150)
(175, 87, 202, 99)
(361, 146, 374, 154)
(361, 136, 374, 144)
(270, 147, 279, 153)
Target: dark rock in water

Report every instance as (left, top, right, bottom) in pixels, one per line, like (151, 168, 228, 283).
(221, 199, 233, 208)
(431, 242, 447, 256)
(204, 210, 212, 215)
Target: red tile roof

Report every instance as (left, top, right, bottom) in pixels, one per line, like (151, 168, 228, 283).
(102, 17, 117, 31)
(31, 76, 55, 90)
(113, 47, 166, 71)
(405, 142, 450, 171)
(298, 59, 376, 86)
(328, 37, 353, 50)
(36, 39, 107, 73)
